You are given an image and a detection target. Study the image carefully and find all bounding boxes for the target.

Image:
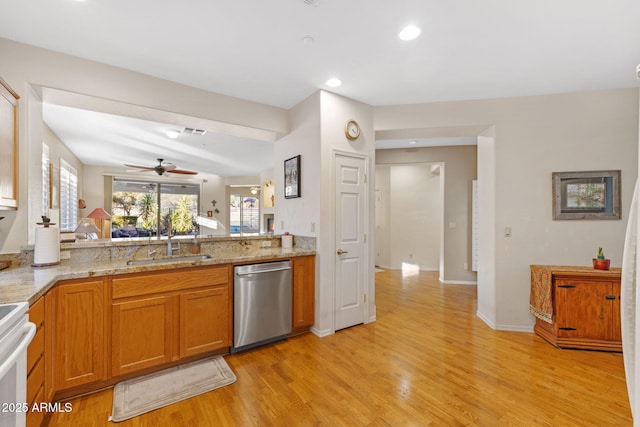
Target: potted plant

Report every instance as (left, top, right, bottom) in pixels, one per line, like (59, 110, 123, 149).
(593, 247, 611, 270)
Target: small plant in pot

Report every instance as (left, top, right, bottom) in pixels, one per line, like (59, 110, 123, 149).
(593, 247, 611, 270)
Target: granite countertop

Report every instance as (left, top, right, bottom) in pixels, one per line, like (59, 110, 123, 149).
(0, 247, 315, 305)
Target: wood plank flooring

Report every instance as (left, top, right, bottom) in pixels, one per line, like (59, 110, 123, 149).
(46, 270, 632, 426)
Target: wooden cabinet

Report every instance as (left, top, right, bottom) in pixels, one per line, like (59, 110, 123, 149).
(0, 77, 18, 210)
(180, 286, 230, 358)
(36, 257, 310, 400)
(27, 297, 46, 427)
(49, 278, 108, 391)
(112, 295, 174, 376)
(534, 269, 621, 352)
(292, 255, 315, 332)
(111, 265, 231, 376)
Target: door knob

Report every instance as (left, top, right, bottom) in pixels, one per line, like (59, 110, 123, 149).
(337, 249, 349, 255)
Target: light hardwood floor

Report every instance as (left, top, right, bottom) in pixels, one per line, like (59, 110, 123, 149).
(47, 270, 632, 426)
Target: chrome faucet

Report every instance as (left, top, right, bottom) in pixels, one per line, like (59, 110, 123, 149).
(147, 235, 157, 258)
(166, 218, 180, 256)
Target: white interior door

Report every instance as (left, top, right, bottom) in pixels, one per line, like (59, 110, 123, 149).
(335, 153, 366, 331)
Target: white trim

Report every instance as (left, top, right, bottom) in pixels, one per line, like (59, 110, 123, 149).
(440, 279, 478, 285)
(476, 310, 534, 332)
(310, 326, 333, 338)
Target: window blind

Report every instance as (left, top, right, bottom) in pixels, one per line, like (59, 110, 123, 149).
(60, 159, 78, 231)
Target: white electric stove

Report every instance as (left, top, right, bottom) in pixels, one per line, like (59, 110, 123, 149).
(0, 302, 35, 427)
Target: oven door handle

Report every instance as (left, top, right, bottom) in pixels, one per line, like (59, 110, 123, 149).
(0, 322, 36, 379)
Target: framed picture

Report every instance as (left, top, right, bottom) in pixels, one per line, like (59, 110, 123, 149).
(552, 170, 621, 220)
(284, 155, 301, 199)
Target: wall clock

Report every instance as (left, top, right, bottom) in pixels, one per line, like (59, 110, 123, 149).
(344, 119, 360, 141)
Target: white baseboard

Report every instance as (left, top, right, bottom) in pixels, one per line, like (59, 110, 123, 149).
(476, 310, 534, 332)
(440, 279, 477, 285)
(310, 326, 333, 338)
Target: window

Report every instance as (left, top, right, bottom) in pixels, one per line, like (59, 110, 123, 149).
(42, 143, 49, 216)
(59, 159, 78, 231)
(229, 194, 259, 234)
(111, 179, 199, 236)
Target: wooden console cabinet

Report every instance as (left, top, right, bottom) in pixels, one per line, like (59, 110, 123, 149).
(532, 267, 621, 352)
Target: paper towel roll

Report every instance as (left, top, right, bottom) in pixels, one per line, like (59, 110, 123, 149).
(33, 227, 60, 266)
(281, 234, 293, 249)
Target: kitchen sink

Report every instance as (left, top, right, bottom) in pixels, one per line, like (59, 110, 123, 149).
(126, 254, 213, 266)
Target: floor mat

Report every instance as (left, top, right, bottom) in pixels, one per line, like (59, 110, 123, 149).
(110, 355, 236, 422)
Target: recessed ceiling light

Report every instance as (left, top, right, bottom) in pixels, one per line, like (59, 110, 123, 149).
(165, 129, 181, 139)
(325, 78, 342, 88)
(399, 25, 421, 41)
(302, 36, 315, 45)
(409, 140, 417, 145)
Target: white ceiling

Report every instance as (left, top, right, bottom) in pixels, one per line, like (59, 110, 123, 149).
(2, 0, 639, 176)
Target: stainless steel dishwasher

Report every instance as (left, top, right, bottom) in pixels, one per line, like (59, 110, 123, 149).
(232, 260, 291, 352)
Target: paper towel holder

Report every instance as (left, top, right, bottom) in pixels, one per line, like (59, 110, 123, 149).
(33, 217, 61, 267)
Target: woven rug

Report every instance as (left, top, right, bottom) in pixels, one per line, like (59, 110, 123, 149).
(110, 355, 236, 422)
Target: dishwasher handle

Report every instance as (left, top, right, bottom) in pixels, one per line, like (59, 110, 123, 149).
(235, 266, 291, 276)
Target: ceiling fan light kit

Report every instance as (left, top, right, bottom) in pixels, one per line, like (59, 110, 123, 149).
(124, 158, 198, 176)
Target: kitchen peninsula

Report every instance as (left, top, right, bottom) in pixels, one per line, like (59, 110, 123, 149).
(0, 234, 315, 304)
(0, 234, 315, 424)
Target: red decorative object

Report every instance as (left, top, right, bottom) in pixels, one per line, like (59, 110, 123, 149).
(593, 258, 611, 270)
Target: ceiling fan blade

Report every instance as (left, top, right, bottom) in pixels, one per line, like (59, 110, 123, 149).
(124, 164, 156, 171)
(169, 169, 198, 175)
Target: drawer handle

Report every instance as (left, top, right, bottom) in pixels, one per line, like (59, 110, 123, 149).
(606, 295, 616, 300)
(559, 327, 577, 331)
(558, 285, 576, 288)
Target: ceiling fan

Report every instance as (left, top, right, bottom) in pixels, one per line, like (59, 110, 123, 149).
(124, 158, 198, 176)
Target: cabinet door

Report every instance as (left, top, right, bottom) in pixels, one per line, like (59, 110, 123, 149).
(611, 280, 622, 342)
(53, 279, 107, 390)
(555, 279, 616, 341)
(112, 295, 174, 376)
(292, 256, 315, 329)
(179, 286, 230, 358)
(0, 78, 18, 209)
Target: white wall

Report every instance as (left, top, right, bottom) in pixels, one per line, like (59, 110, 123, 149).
(274, 92, 321, 237)
(375, 89, 639, 330)
(375, 163, 442, 271)
(319, 91, 376, 331)
(275, 90, 375, 336)
(376, 146, 478, 283)
(0, 37, 287, 251)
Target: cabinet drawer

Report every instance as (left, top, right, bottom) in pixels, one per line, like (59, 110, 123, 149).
(26, 385, 45, 427)
(112, 265, 230, 299)
(27, 325, 44, 375)
(29, 297, 45, 328)
(27, 358, 44, 405)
